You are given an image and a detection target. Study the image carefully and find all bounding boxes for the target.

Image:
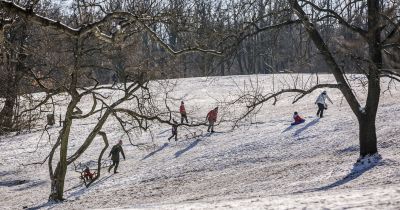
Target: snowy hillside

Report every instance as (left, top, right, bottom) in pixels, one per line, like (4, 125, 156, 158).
(1, 74, 400, 209)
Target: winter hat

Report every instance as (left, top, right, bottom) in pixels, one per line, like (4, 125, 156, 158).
(294, 112, 298, 115)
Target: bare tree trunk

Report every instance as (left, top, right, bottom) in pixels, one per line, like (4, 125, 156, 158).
(49, 96, 79, 201)
(0, 58, 17, 131)
(358, 0, 382, 156)
(291, 0, 381, 157)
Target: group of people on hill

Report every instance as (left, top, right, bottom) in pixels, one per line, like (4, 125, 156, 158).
(81, 90, 333, 177)
(168, 101, 218, 141)
(290, 90, 333, 125)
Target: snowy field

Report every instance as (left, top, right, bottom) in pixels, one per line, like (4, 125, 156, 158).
(1, 74, 400, 209)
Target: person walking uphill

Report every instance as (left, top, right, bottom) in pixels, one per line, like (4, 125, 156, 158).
(315, 90, 333, 118)
(168, 119, 178, 141)
(108, 140, 125, 174)
(180, 101, 189, 124)
(206, 107, 218, 132)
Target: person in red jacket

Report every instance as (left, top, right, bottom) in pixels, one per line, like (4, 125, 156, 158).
(82, 166, 95, 181)
(180, 101, 188, 124)
(206, 107, 218, 132)
(291, 111, 305, 125)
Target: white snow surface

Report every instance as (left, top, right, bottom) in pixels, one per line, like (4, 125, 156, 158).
(1, 74, 400, 209)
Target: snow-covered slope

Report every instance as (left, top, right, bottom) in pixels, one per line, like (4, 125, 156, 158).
(1, 74, 400, 209)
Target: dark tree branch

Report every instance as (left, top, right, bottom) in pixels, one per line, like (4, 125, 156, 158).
(298, 0, 368, 39)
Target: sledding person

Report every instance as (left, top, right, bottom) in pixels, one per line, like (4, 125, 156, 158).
(83, 166, 95, 181)
(168, 119, 178, 141)
(108, 140, 125, 174)
(315, 90, 333, 118)
(206, 107, 218, 132)
(291, 112, 305, 125)
(180, 101, 189, 124)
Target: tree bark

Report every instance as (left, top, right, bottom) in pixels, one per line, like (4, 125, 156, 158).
(48, 97, 78, 201)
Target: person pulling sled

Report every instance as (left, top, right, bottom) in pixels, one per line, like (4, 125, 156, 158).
(108, 140, 125, 174)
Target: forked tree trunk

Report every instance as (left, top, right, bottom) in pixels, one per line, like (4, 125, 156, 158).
(49, 99, 77, 201)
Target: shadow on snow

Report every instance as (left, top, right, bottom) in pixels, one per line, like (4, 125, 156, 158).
(141, 143, 169, 160)
(175, 139, 201, 158)
(293, 118, 320, 136)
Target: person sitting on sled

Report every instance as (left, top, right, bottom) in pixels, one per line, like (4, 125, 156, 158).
(83, 166, 95, 181)
(291, 112, 305, 125)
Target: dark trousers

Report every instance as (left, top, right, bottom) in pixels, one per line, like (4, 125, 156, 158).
(168, 132, 177, 141)
(317, 103, 325, 117)
(108, 160, 119, 173)
(181, 114, 188, 124)
(207, 121, 215, 132)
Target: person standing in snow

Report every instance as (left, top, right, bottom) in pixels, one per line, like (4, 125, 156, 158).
(291, 112, 305, 125)
(315, 90, 333, 118)
(180, 101, 189, 124)
(168, 119, 179, 141)
(108, 140, 125, 174)
(206, 107, 218, 132)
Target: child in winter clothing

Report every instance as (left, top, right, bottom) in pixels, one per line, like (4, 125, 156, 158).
(168, 120, 178, 141)
(180, 101, 189, 124)
(83, 166, 95, 181)
(206, 107, 218, 132)
(315, 90, 333, 118)
(291, 112, 305, 125)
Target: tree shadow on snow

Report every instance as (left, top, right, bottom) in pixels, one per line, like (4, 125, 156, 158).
(15, 180, 47, 191)
(141, 143, 169, 160)
(174, 139, 201, 158)
(312, 162, 378, 192)
(293, 118, 319, 136)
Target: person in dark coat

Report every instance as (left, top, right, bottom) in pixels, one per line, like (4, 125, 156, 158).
(206, 107, 218, 132)
(108, 140, 125, 173)
(180, 101, 189, 124)
(168, 119, 178, 141)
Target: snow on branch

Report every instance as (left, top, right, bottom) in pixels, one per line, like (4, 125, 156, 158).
(249, 83, 341, 108)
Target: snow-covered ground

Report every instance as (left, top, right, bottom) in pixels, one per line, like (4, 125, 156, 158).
(1, 74, 400, 209)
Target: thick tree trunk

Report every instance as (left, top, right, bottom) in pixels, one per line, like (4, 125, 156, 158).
(49, 100, 76, 201)
(0, 96, 16, 130)
(0, 60, 17, 132)
(358, 115, 378, 156)
(357, 0, 383, 157)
